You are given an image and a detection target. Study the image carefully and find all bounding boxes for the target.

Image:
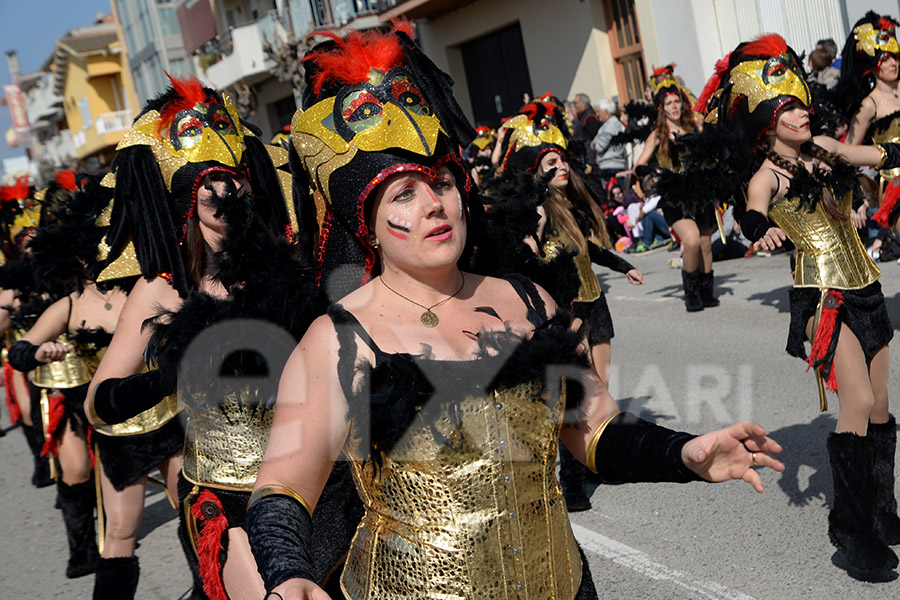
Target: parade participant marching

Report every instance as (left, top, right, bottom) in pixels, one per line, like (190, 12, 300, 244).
(635, 65, 719, 312)
(87, 75, 359, 600)
(693, 32, 900, 579)
(244, 22, 784, 600)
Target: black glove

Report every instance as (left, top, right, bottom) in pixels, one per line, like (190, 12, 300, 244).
(7, 340, 43, 372)
(591, 412, 703, 484)
(740, 209, 772, 243)
(90, 370, 168, 425)
(246, 493, 316, 593)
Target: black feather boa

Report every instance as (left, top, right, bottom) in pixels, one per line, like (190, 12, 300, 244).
(334, 306, 590, 474)
(469, 169, 581, 306)
(784, 153, 861, 214)
(609, 100, 657, 147)
(655, 124, 756, 218)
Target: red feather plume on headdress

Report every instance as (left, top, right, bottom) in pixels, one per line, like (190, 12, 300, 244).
(879, 16, 898, 31)
(694, 54, 731, 114)
(55, 170, 78, 191)
(305, 20, 414, 97)
(0, 176, 31, 203)
(741, 33, 787, 59)
(158, 73, 208, 135)
(652, 63, 676, 78)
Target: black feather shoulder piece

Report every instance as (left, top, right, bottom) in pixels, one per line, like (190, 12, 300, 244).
(609, 100, 657, 147)
(784, 154, 860, 214)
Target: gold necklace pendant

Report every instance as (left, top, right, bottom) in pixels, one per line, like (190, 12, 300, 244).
(104, 301, 113, 311)
(420, 310, 439, 328)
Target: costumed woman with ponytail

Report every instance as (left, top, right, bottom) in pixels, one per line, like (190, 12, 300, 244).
(491, 99, 644, 511)
(0, 180, 54, 487)
(5, 173, 118, 580)
(837, 12, 900, 255)
(86, 75, 359, 600)
(244, 23, 784, 600)
(635, 65, 719, 312)
(694, 33, 900, 578)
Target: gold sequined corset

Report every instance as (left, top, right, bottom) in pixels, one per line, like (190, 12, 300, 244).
(869, 111, 900, 181)
(541, 231, 602, 303)
(341, 378, 583, 600)
(181, 384, 274, 491)
(32, 334, 99, 389)
(768, 191, 880, 289)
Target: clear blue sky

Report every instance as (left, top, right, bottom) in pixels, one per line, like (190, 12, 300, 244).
(0, 0, 114, 166)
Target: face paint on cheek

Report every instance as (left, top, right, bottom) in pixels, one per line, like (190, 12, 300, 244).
(386, 220, 410, 240)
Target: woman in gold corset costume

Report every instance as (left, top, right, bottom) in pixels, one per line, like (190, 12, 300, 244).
(245, 24, 784, 600)
(838, 12, 900, 255)
(695, 33, 900, 578)
(635, 65, 717, 312)
(86, 76, 357, 600)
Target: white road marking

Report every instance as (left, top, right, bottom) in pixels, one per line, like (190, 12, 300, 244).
(571, 523, 757, 600)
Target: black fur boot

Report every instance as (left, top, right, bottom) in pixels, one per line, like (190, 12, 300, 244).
(699, 271, 719, 308)
(93, 556, 139, 600)
(57, 479, 99, 578)
(559, 443, 591, 512)
(827, 433, 898, 576)
(681, 270, 704, 312)
(21, 423, 54, 488)
(869, 416, 900, 545)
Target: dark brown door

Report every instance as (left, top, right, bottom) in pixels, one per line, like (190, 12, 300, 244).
(603, 0, 647, 103)
(460, 23, 532, 127)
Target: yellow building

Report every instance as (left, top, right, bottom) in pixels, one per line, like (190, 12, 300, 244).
(53, 17, 139, 169)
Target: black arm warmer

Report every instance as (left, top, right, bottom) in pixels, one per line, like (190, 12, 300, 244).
(7, 340, 44, 372)
(878, 143, 900, 170)
(245, 494, 316, 593)
(588, 242, 635, 274)
(740, 209, 771, 243)
(593, 412, 703, 484)
(91, 370, 165, 425)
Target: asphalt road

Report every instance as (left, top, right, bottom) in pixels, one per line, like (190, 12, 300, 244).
(2, 247, 900, 599)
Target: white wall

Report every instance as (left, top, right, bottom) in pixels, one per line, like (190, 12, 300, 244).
(844, 0, 900, 30)
(416, 0, 617, 120)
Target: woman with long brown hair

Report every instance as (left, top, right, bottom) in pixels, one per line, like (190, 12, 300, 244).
(635, 65, 718, 312)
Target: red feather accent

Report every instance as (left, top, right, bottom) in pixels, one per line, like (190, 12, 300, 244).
(879, 16, 898, 31)
(40, 391, 66, 457)
(652, 63, 676, 77)
(86, 426, 95, 469)
(305, 24, 408, 96)
(191, 490, 229, 600)
(806, 290, 843, 393)
(874, 179, 900, 227)
(741, 33, 787, 59)
(55, 170, 78, 191)
(3, 362, 22, 425)
(0, 176, 31, 203)
(158, 73, 208, 135)
(694, 55, 731, 113)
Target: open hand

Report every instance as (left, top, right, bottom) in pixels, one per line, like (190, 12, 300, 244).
(681, 421, 784, 493)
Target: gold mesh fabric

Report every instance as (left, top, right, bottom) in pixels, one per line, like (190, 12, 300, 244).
(541, 231, 602, 303)
(768, 191, 880, 289)
(340, 379, 582, 600)
(180, 384, 274, 491)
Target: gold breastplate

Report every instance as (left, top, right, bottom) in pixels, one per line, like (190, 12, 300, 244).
(341, 379, 582, 600)
(542, 231, 602, 303)
(768, 191, 880, 289)
(180, 385, 274, 491)
(32, 333, 99, 389)
(870, 115, 900, 181)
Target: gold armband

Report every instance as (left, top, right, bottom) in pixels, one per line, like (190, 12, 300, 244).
(86, 389, 109, 428)
(248, 484, 313, 518)
(875, 144, 888, 170)
(584, 411, 621, 474)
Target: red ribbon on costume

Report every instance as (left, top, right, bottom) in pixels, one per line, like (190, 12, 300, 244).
(874, 179, 900, 228)
(85, 426, 96, 469)
(40, 391, 66, 457)
(3, 361, 22, 425)
(806, 290, 843, 392)
(190, 489, 229, 600)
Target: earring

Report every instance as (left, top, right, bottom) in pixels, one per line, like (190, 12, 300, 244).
(370, 237, 380, 249)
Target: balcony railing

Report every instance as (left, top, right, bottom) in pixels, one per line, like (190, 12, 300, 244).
(95, 110, 132, 135)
